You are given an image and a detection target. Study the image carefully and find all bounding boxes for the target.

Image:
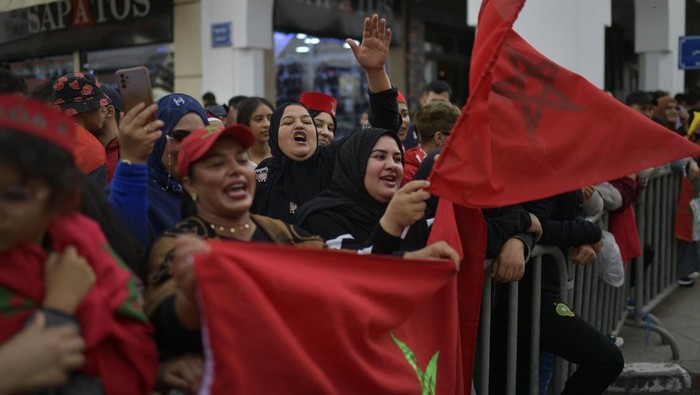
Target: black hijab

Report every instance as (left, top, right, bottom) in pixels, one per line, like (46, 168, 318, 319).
(252, 102, 335, 222)
(295, 127, 403, 243)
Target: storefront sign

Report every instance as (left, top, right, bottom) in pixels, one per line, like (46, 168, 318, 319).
(274, 0, 402, 44)
(211, 22, 232, 48)
(0, 0, 173, 60)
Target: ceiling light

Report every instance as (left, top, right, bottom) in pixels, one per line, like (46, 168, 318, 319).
(295, 46, 311, 53)
(296, 33, 307, 40)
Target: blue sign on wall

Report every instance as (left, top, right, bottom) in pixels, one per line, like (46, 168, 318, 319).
(679, 36, 700, 70)
(211, 22, 232, 48)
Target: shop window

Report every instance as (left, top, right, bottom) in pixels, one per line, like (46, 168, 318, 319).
(4, 54, 74, 92)
(84, 44, 174, 98)
(274, 32, 370, 138)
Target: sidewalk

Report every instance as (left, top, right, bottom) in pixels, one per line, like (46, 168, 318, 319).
(606, 283, 700, 394)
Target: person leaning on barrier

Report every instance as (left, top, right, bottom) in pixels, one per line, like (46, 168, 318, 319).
(489, 190, 624, 395)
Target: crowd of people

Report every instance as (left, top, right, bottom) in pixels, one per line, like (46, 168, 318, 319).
(0, 12, 698, 395)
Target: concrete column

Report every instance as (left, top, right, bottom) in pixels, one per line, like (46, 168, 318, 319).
(467, 0, 611, 89)
(200, 0, 273, 102)
(635, 0, 685, 94)
(174, 0, 202, 97)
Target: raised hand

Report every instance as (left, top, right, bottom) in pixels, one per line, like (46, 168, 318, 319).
(347, 14, 392, 92)
(118, 103, 164, 164)
(347, 14, 391, 73)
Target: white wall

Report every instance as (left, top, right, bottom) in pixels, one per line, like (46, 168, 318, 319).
(174, 0, 202, 98)
(635, 0, 685, 95)
(468, 0, 611, 89)
(468, 0, 687, 93)
(200, 0, 273, 101)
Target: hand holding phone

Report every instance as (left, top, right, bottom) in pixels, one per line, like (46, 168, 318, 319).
(115, 67, 163, 164)
(116, 66, 155, 117)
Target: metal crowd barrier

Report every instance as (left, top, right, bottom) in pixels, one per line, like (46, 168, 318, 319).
(626, 167, 681, 359)
(475, 167, 683, 395)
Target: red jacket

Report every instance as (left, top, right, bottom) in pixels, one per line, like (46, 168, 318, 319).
(402, 146, 427, 185)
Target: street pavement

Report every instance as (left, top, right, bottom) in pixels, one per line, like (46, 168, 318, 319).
(607, 283, 700, 394)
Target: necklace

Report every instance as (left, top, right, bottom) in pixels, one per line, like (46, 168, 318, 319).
(209, 221, 252, 234)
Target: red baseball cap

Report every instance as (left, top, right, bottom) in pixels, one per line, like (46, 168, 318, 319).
(300, 92, 338, 117)
(177, 124, 255, 177)
(0, 94, 75, 156)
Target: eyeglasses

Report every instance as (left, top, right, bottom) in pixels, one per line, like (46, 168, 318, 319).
(0, 184, 49, 206)
(167, 129, 191, 142)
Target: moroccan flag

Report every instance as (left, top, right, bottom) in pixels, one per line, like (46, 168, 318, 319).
(429, 0, 700, 208)
(195, 242, 464, 394)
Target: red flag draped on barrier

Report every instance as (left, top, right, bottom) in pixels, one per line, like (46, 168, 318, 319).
(429, 0, 700, 208)
(196, 242, 469, 394)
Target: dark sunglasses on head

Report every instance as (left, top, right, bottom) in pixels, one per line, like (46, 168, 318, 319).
(168, 129, 191, 142)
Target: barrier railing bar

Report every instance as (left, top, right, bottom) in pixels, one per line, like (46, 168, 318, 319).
(643, 182, 652, 306)
(506, 280, 518, 395)
(640, 283, 679, 316)
(637, 185, 649, 315)
(582, 265, 593, 323)
(663, 174, 672, 288)
(529, 257, 542, 395)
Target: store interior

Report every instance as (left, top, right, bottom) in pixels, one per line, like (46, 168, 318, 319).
(274, 32, 369, 137)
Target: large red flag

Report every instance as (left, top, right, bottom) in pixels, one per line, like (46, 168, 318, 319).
(429, 0, 700, 208)
(195, 242, 464, 394)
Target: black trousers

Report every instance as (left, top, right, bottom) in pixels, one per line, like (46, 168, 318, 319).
(488, 258, 624, 395)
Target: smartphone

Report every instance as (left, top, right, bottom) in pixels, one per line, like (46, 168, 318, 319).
(115, 66, 155, 121)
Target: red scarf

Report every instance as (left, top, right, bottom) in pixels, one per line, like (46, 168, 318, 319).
(0, 213, 157, 395)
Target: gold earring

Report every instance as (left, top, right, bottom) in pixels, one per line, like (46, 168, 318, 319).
(191, 192, 197, 202)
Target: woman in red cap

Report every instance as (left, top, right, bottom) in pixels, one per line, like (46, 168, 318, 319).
(144, 124, 324, 393)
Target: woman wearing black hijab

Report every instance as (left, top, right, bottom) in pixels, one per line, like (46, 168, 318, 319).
(252, 14, 402, 222)
(295, 127, 432, 252)
(252, 101, 337, 220)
